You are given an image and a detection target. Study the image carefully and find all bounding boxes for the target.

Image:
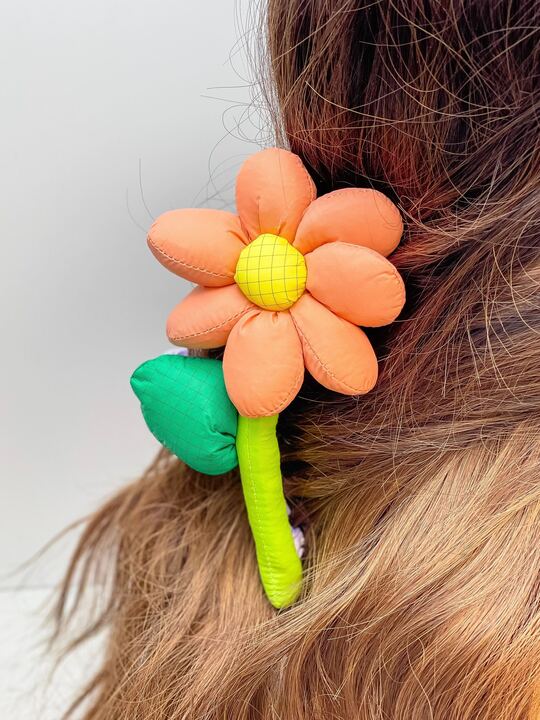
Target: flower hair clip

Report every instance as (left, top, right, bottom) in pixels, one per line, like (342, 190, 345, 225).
(131, 148, 405, 608)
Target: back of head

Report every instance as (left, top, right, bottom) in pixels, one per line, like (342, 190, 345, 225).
(56, 2, 540, 718)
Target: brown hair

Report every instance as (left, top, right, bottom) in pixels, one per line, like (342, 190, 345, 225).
(54, 1, 540, 718)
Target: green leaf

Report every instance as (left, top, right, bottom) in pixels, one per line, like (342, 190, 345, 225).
(130, 354, 238, 475)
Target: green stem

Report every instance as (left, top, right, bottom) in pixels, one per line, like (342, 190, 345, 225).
(236, 414, 303, 608)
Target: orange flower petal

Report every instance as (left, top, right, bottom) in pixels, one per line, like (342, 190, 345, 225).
(290, 294, 378, 395)
(236, 148, 316, 242)
(148, 209, 247, 287)
(167, 285, 255, 349)
(223, 309, 304, 417)
(305, 242, 405, 327)
(293, 188, 403, 257)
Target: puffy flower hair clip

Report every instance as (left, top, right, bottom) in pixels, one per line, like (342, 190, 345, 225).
(131, 148, 405, 608)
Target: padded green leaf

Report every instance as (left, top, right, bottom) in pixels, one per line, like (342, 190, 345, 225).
(130, 354, 238, 475)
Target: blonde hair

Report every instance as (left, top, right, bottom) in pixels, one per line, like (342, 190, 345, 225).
(55, 1, 540, 718)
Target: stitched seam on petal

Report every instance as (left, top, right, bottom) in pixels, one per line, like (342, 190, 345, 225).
(275, 152, 316, 240)
(313, 242, 406, 316)
(307, 187, 400, 216)
(263, 364, 304, 416)
(169, 305, 252, 341)
(379, 270, 405, 312)
(229, 309, 304, 417)
(291, 314, 373, 394)
(280, 152, 316, 242)
(290, 152, 317, 205)
(296, 189, 402, 254)
(334, 242, 405, 288)
(148, 239, 232, 278)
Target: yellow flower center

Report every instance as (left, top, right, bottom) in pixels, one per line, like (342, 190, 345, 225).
(234, 233, 307, 311)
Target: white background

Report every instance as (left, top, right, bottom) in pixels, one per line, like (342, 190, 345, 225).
(0, 0, 263, 715)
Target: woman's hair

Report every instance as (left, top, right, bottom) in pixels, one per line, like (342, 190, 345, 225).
(55, 2, 539, 718)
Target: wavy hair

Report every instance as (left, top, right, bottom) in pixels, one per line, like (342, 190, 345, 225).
(55, 1, 540, 718)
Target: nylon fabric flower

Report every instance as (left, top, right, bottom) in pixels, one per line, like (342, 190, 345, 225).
(148, 148, 406, 418)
